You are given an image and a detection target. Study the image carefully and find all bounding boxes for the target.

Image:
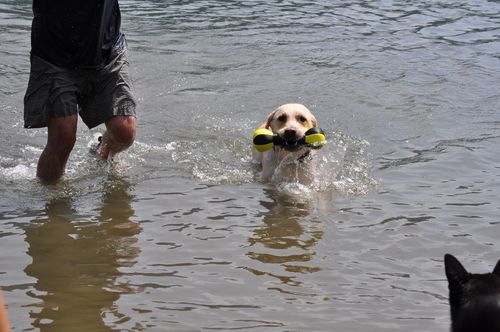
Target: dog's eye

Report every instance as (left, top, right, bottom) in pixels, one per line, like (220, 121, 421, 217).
(298, 116, 307, 123)
(277, 114, 287, 122)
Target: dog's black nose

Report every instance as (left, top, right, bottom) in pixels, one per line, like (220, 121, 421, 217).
(284, 129, 297, 142)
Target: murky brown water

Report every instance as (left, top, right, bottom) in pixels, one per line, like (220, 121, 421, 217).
(1, 1, 500, 331)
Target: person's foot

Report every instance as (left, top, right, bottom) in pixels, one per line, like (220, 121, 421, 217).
(89, 134, 103, 155)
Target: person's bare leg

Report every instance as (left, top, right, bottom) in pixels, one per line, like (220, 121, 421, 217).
(0, 289, 11, 332)
(97, 115, 136, 159)
(37, 114, 78, 184)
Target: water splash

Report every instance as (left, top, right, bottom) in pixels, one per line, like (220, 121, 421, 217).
(268, 131, 376, 197)
(0, 119, 375, 203)
(0, 163, 36, 181)
(147, 117, 377, 195)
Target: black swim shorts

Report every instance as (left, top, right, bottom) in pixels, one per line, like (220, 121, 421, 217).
(24, 49, 137, 129)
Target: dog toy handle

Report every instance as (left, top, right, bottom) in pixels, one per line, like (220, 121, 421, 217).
(253, 128, 326, 152)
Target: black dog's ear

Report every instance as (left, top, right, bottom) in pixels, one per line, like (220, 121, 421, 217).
(445, 254, 469, 286)
(492, 258, 500, 276)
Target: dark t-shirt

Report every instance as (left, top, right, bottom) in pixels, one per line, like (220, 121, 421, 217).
(31, 0, 123, 69)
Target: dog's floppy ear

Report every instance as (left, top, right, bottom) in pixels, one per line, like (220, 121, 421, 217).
(264, 111, 276, 130)
(445, 254, 469, 287)
(492, 258, 500, 276)
(311, 114, 318, 128)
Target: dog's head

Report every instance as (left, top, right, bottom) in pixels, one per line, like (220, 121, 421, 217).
(265, 104, 318, 151)
(444, 254, 500, 332)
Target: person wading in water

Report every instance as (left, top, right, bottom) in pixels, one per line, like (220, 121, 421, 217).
(24, 0, 137, 184)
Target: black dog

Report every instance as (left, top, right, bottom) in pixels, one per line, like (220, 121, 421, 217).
(444, 254, 500, 332)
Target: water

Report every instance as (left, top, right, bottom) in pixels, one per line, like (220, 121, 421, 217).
(1, 0, 500, 331)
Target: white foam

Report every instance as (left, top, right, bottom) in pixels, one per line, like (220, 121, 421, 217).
(133, 140, 177, 153)
(1, 164, 36, 180)
(277, 181, 313, 198)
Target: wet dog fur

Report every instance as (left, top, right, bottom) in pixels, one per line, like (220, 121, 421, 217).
(253, 103, 319, 183)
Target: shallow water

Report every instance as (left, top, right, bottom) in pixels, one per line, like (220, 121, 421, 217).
(1, 1, 500, 331)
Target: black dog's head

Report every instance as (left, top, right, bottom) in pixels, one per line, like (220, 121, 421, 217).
(444, 254, 500, 332)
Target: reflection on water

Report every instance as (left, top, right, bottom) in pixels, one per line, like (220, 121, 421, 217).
(24, 177, 140, 331)
(247, 189, 323, 286)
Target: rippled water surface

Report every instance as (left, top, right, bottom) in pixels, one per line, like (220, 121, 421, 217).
(1, 1, 500, 331)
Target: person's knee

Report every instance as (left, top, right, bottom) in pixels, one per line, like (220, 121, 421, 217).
(57, 132, 77, 155)
(107, 116, 136, 146)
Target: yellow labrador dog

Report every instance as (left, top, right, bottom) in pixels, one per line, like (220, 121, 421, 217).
(253, 103, 320, 183)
